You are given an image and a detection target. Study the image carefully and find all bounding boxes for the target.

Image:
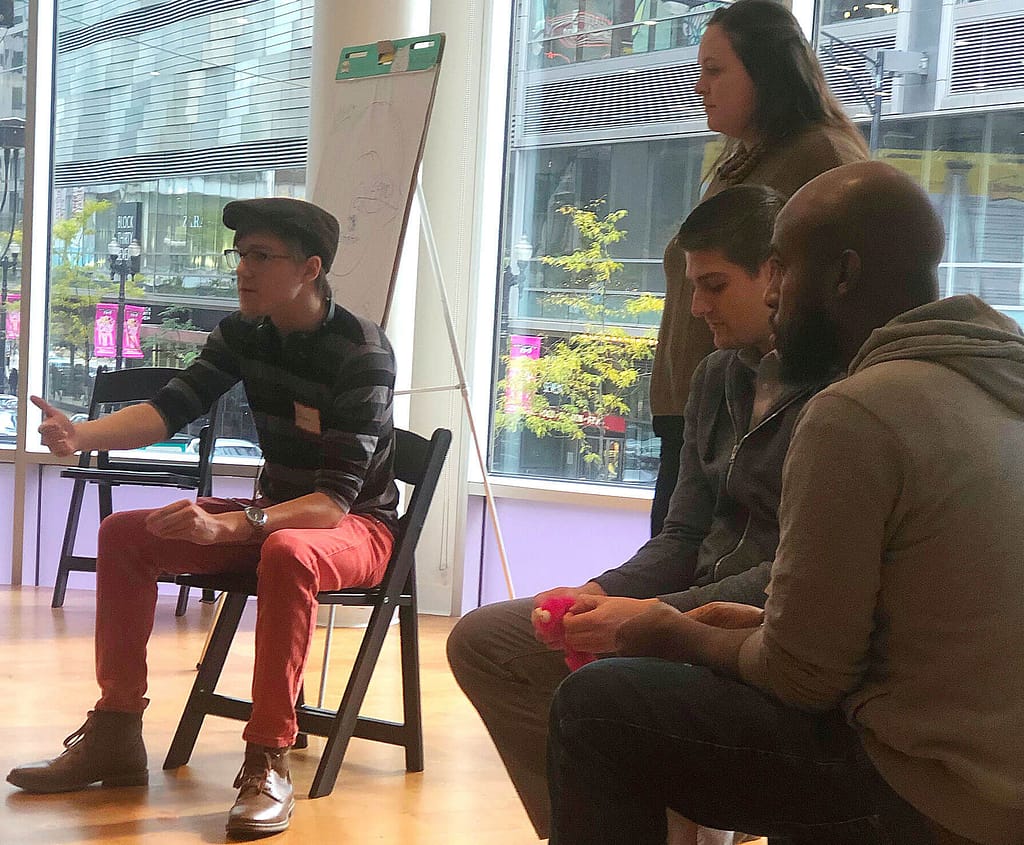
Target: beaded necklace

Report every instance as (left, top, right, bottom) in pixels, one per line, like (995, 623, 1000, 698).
(716, 141, 767, 185)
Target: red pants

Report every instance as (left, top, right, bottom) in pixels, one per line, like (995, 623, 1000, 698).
(93, 497, 394, 748)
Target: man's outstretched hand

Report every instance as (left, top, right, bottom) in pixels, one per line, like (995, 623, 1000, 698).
(31, 396, 78, 456)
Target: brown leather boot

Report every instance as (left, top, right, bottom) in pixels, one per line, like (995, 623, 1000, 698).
(6, 710, 148, 793)
(226, 743, 294, 838)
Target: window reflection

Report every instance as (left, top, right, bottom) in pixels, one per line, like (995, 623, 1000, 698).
(824, 1, 899, 24)
(40, 0, 315, 457)
(0, 0, 26, 449)
(526, 0, 729, 70)
(494, 0, 1024, 485)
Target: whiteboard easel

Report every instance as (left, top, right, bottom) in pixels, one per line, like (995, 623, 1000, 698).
(307, 37, 513, 700)
(313, 36, 441, 326)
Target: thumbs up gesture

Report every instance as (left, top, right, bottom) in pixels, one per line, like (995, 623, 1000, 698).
(31, 396, 79, 456)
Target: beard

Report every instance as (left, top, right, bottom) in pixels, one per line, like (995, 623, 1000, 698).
(774, 305, 844, 384)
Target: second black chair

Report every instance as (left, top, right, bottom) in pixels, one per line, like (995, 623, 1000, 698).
(51, 366, 220, 616)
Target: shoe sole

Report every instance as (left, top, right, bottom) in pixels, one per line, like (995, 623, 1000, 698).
(6, 770, 148, 793)
(225, 799, 295, 839)
(102, 771, 150, 788)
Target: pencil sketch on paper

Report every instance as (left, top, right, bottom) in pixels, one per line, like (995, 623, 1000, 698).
(332, 98, 403, 279)
(314, 65, 439, 324)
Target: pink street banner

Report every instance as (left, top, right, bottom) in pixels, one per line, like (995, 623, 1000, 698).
(123, 304, 145, 359)
(5, 293, 19, 339)
(94, 303, 146, 359)
(504, 334, 542, 414)
(94, 303, 118, 357)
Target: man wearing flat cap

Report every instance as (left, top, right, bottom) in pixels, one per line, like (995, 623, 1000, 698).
(8, 198, 398, 837)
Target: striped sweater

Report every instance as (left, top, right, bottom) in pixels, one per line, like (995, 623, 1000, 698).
(148, 304, 399, 530)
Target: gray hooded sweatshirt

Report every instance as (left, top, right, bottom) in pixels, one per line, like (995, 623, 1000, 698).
(738, 295, 1024, 844)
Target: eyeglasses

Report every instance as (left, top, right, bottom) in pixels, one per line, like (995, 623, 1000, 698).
(223, 248, 294, 270)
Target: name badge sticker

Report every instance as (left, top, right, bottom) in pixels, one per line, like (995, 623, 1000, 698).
(294, 402, 322, 435)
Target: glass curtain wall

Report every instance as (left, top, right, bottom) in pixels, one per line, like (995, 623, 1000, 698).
(526, 0, 728, 69)
(0, 0, 26, 448)
(40, 0, 314, 456)
(491, 0, 723, 485)
(490, 0, 1024, 486)
(814, 2, 1024, 321)
(877, 112, 1024, 324)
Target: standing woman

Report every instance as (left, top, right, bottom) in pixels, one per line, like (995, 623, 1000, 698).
(649, 0, 868, 535)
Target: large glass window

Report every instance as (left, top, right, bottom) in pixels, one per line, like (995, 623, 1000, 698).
(493, 0, 722, 486)
(0, 0, 27, 449)
(526, 0, 729, 69)
(491, 0, 1024, 486)
(40, 0, 314, 459)
(822, 0, 899, 24)
(493, 138, 709, 484)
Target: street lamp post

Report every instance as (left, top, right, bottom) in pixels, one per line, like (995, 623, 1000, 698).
(108, 238, 142, 371)
(0, 241, 20, 394)
(819, 31, 927, 156)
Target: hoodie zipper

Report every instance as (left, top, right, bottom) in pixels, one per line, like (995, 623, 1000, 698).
(714, 385, 816, 579)
(725, 385, 814, 488)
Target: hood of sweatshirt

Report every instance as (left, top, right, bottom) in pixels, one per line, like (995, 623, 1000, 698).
(848, 294, 1024, 417)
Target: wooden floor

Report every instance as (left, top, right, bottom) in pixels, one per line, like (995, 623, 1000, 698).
(0, 587, 537, 844)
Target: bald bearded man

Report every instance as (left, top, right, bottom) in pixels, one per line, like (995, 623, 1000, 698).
(546, 162, 1024, 845)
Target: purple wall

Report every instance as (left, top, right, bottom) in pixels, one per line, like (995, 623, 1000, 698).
(0, 463, 13, 584)
(460, 494, 651, 614)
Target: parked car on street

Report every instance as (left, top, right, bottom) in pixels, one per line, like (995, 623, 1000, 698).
(0, 395, 17, 445)
(187, 437, 262, 460)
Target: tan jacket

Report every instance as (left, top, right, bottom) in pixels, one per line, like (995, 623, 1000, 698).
(740, 297, 1024, 844)
(650, 124, 868, 417)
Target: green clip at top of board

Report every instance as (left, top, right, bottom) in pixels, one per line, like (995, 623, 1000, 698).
(337, 33, 445, 79)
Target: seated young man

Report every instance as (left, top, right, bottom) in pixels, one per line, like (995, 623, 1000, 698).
(547, 162, 1024, 844)
(8, 198, 398, 838)
(447, 184, 840, 839)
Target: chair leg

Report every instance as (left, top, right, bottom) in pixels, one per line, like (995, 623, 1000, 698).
(308, 601, 398, 799)
(317, 606, 338, 707)
(163, 592, 248, 770)
(293, 685, 309, 750)
(195, 591, 226, 670)
(399, 601, 424, 772)
(174, 585, 190, 617)
(98, 483, 113, 522)
(52, 480, 88, 609)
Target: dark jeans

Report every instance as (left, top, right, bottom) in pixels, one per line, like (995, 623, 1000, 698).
(651, 415, 684, 537)
(548, 658, 938, 845)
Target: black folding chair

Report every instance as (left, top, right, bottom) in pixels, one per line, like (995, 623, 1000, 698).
(163, 427, 452, 798)
(51, 367, 220, 617)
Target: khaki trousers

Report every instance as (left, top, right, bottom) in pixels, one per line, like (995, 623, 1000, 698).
(447, 597, 567, 838)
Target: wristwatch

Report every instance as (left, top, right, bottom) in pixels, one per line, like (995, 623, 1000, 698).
(243, 505, 269, 538)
